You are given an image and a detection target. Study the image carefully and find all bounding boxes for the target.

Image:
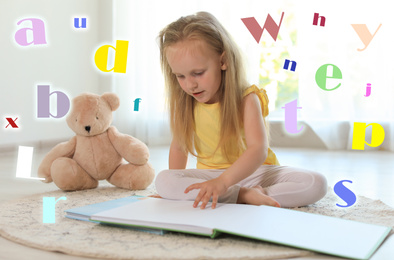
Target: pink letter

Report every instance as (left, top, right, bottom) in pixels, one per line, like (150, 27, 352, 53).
(282, 99, 303, 134)
(15, 18, 47, 46)
(241, 12, 285, 43)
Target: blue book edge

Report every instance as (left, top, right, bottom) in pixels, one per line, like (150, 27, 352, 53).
(64, 195, 166, 235)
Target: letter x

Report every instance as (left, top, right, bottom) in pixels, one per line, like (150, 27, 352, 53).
(5, 117, 18, 128)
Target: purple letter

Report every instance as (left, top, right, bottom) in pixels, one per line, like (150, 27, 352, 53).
(282, 99, 303, 134)
(37, 85, 70, 118)
(15, 18, 47, 46)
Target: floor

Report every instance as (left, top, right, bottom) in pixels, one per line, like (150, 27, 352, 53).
(0, 145, 393, 260)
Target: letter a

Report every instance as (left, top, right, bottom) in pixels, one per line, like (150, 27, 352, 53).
(351, 24, 382, 51)
(241, 12, 285, 43)
(352, 122, 385, 150)
(94, 40, 129, 73)
(15, 18, 47, 46)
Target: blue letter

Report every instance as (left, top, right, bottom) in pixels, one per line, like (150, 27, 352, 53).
(43, 196, 67, 223)
(74, 18, 87, 28)
(334, 180, 357, 207)
(133, 98, 142, 111)
(283, 59, 297, 71)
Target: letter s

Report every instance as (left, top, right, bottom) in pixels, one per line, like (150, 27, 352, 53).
(334, 180, 357, 207)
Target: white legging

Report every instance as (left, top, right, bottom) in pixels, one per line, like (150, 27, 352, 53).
(155, 165, 327, 208)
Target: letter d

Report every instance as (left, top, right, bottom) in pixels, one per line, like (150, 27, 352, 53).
(43, 197, 67, 223)
(94, 40, 129, 73)
(37, 85, 70, 118)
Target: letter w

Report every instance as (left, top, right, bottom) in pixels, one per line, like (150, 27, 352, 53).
(241, 12, 285, 43)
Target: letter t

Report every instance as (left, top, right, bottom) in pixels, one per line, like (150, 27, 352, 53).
(282, 99, 303, 134)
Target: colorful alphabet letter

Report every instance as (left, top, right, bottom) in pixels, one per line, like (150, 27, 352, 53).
(351, 24, 382, 51)
(133, 98, 142, 111)
(282, 99, 303, 134)
(315, 64, 342, 91)
(74, 17, 87, 28)
(334, 180, 357, 207)
(5, 117, 18, 128)
(43, 197, 67, 223)
(241, 12, 285, 43)
(352, 122, 385, 150)
(37, 85, 70, 118)
(312, 13, 326, 27)
(94, 40, 129, 73)
(283, 59, 297, 72)
(364, 83, 371, 97)
(15, 18, 47, 46)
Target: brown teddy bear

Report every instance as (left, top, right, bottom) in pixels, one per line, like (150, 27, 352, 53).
(38, 92, 155, 191)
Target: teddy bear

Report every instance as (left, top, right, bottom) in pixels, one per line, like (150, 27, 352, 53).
(38, 92, 155, 191)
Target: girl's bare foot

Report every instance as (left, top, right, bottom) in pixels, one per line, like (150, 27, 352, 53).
(237, 186, 280, 207)
(148, 194, 163, 198)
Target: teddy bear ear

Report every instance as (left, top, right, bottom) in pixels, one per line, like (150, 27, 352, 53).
(101, 93, 120, 111)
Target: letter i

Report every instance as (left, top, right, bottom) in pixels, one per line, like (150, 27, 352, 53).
(364, 83, 371, 97)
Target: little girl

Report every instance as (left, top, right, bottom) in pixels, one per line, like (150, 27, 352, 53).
(155, 12, 327, 209)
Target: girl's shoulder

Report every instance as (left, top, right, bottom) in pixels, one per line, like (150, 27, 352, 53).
(243, 85, 269, 117)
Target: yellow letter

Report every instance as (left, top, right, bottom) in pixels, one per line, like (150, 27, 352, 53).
(94, 40, 129, 73)
(352, 122, 385, 150)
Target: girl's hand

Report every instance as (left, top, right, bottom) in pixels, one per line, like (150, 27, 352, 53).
(184, 177, 228, 209)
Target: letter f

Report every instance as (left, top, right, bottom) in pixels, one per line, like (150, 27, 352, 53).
(133, 98, 142, 111)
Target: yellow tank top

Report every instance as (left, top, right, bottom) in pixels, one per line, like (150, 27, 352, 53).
(194, 85, 280, 169)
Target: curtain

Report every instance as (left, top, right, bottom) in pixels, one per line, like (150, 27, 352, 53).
(296, 0, 394, 151)
(112, 0, 394, 151)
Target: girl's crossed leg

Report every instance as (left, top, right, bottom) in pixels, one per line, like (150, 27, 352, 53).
(155, 165, 327, 208)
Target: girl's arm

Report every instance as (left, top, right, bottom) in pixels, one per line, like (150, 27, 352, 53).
(185, 93, 268, 208)
(169, 137, 188, 169)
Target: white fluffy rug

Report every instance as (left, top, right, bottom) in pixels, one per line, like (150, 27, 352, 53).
(0, 185, 393, 260)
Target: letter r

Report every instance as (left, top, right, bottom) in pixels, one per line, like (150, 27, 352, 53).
(43, 196, 67, 223)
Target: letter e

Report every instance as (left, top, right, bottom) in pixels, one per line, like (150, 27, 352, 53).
(315, 64, 342, 91)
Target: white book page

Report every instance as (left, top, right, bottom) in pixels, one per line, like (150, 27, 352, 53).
(91, 198, 390, 259)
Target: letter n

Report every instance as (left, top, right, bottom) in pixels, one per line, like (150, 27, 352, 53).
(283, 59, 297, 71)
(241, 12, 285, 43)
(37, 85, 70, 118)
(15, 18, 47, 46)
(94, 40, 129, 73)
(352, 122, 385, 150)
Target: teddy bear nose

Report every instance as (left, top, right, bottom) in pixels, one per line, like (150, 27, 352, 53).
(85, 126, 91, 133)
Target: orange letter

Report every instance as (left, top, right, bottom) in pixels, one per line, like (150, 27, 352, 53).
(351, 24, 382, 51)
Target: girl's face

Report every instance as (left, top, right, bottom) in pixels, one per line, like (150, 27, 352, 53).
(166, 39, 227, 104)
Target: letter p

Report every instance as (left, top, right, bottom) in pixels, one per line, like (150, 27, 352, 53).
(43, 196, 67, 223)
(352, 122, 385, 150)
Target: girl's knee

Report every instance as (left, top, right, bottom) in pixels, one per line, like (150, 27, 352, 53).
(155, 170, 173, 197)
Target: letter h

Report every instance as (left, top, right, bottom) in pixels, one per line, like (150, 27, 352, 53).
(313, 13, 326, 27)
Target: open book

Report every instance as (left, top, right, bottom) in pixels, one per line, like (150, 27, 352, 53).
(67, 196, 390, 260)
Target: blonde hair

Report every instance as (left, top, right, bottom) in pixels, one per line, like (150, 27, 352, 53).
(159, 12, 262, 162)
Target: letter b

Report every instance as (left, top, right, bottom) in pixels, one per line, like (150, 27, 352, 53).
(37, 85, 70, 118)
(43, 197, 67, 223)
(352, 122, 385, 150)
(94, 40, 129, 73)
